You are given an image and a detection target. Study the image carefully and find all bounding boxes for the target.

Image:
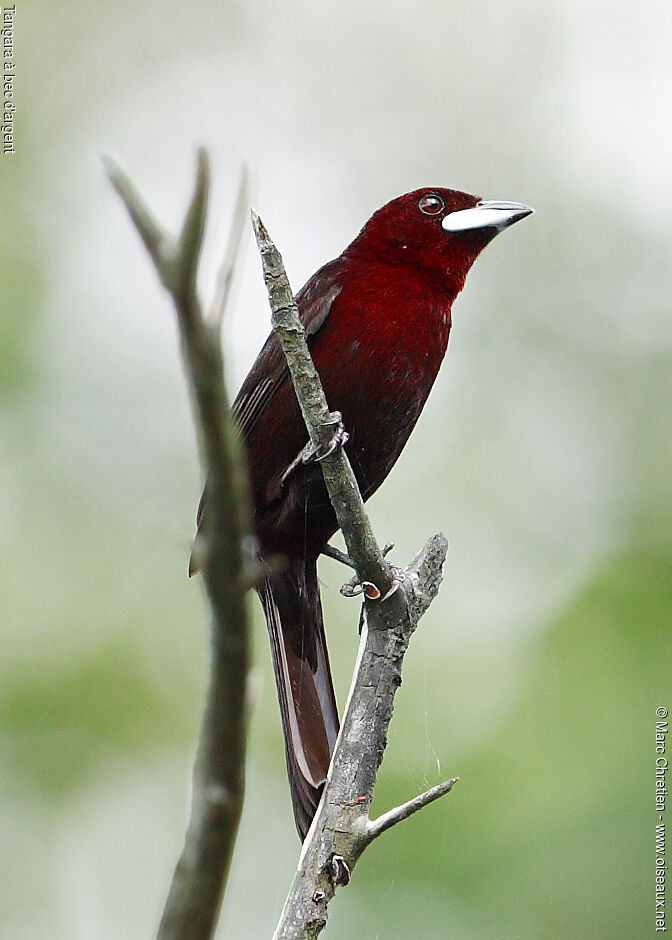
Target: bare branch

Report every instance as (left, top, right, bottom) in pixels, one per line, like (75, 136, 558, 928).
(251, 210, 391, 595)
(321, 543, 356, 569)
(366, 778, 460, 844)
(104, 154, 172, 274)
(251, 216, 454, 939)
(210, 164, 250, 328)
(106, 150, 251, 940)
(273, 535, 451, 939)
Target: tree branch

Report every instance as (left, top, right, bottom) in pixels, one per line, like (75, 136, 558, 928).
(251, 215, 455, 939)
(211, 164, 250, 328)
(106, 150, 251, 940)
(251, 211, 391, 597)
(366, 777, 459, 844)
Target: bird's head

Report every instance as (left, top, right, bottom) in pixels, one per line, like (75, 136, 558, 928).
(345, 187, 533, 294)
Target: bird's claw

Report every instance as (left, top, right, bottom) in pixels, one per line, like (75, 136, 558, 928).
(380, 578, 402, 602)
(309, 411, 349, 463)
(340, 576, 363, 598)
(281, 412, 349, 484)
(340, 575, 380, 599)
(340, 564, 403, 603)
(377, 564, 404, 602)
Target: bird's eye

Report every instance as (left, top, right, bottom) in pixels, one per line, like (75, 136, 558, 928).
(418, 193, 445, 216)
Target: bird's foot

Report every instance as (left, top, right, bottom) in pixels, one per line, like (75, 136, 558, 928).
(281, 412, 349, 484)
(338, 543, 400, 600)
(379, 569, 403, 602)
(309, 411, 350, 463)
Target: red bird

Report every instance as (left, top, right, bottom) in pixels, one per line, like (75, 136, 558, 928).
(192, 188, 533, 839)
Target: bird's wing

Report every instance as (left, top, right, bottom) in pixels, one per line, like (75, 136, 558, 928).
(231, 258, 344, 441)
(189, 258, 344, 566)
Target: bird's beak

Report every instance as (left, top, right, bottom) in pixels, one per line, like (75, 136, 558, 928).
(442, 200, 534, 234)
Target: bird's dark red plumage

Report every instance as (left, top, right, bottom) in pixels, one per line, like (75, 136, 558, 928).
(192, 186, 533, 839)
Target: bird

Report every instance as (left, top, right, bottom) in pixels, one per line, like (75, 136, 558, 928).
(190, 187, 533, 840)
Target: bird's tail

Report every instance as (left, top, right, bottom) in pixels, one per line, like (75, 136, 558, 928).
(258, 556, 339, 840)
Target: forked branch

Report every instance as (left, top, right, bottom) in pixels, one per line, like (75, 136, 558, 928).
(106, 150, 251, 940)
(252, 215, 456, 939)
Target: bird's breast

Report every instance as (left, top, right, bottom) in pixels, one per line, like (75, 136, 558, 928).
(309, 269, 452, 499)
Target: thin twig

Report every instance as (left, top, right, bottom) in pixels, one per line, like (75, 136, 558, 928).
(106, 149, 251, 940)
(366, 777, 460, 843)
(321, 543, 356, 569)
(210, 164, 250, 328)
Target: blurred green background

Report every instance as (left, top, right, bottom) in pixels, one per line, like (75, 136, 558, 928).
(2, 1, 670, 937)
